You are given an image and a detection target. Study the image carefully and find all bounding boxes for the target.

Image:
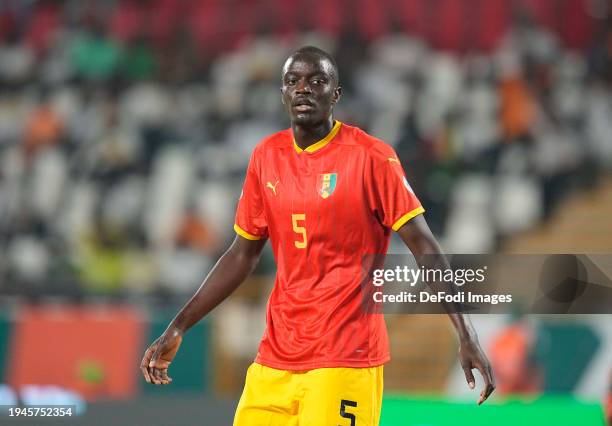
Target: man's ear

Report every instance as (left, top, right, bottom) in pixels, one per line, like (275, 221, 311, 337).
(280, 87, 285, 105)
(332, 86, 342, 105)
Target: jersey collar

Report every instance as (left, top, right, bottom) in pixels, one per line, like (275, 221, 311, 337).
(293, 120, 342, 154)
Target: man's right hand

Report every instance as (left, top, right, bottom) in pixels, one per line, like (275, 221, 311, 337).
(140, 327, 183, 385)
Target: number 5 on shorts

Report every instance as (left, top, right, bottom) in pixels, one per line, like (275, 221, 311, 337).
(340, 399, 357, 425)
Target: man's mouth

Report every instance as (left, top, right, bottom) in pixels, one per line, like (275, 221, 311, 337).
(295, 104, 314, 112)
(293, 99, 315, 112)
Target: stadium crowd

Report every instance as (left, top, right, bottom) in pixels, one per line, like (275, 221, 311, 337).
(0, 0, 611, 298)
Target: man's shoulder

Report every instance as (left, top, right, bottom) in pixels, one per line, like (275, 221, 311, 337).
(339, 123, 396, 158)
(254, 128, 292, 154)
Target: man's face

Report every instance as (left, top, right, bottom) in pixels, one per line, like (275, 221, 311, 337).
(281, 55, 341, 126)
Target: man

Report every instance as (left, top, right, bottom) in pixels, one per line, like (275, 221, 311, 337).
(141, 46, 495, 425)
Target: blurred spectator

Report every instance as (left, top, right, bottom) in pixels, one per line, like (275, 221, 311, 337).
(175, 207, 219, 255)
(77, 220, 128, 294)
(489, 315, 541, 395)
(120, 35, 157, 81)
(90, 101, 141, 183)
(109, 0, 147, 44)
(499, 74, 536, 142)
(24, 0, 61, 54)
(0, 28, 34, 85)
(70, 22, 120, 82)
(23, 90, 64, 160)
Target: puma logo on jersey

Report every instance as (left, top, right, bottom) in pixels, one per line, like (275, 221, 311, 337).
(388, 157, 400, 163)
(266, 180, 279, 195)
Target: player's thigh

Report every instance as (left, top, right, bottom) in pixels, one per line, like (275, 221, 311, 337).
(233, 363, 299, 426)
(300, 365, 384, 426)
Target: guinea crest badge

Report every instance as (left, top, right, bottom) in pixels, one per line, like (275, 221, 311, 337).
(318, 173, 337, 199)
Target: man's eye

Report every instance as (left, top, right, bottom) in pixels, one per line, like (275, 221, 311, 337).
(287, 79, 297, 85)
(311, 79, 323, 85)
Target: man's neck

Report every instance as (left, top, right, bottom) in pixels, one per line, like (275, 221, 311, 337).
(292, 117, 334, 151)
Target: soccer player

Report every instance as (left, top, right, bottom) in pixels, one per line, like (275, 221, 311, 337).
(141, 46, 495, 425)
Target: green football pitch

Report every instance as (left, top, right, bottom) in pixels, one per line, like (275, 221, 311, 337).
(381, 395, 606, 426)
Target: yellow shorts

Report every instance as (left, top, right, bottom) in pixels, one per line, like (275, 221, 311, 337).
(233, 362, 384, 426)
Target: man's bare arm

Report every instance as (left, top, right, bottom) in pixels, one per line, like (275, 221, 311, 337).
(170, 235, 267, 333)
(141, 235, 266, 385)
(397, 215, 495, 404)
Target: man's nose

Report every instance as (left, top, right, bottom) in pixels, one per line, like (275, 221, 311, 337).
(295, 79, 312, 93)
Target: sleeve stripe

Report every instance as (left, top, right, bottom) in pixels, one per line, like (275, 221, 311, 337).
(391, 206, 425, 231)
(234, 224, 262, 240)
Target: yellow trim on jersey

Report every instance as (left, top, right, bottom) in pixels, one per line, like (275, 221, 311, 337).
(392, 206, 425, 231)
(293, 120, 342, 154)
(234, 224, 261, 240)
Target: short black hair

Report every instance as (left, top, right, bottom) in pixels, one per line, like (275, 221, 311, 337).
(285, 46, 340, 86)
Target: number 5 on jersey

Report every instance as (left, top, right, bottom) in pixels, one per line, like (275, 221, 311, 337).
(292, 214, 307, 248)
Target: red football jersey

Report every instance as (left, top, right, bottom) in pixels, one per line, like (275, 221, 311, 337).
(234, 121, 424, 370)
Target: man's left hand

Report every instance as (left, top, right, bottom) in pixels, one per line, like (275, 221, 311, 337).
(459, 339, 495, 405)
